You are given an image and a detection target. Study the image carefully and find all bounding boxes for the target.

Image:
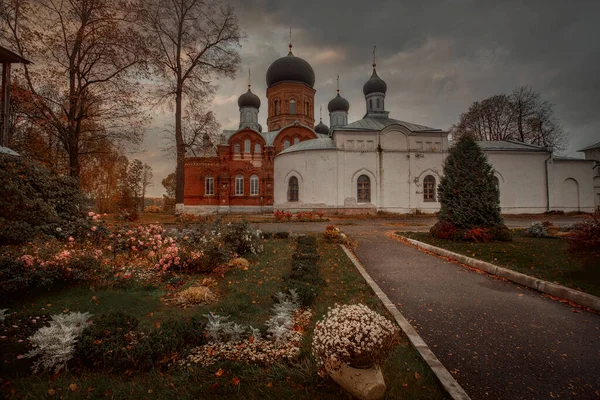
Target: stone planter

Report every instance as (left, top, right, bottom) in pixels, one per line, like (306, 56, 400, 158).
(327, 362, 386, 400)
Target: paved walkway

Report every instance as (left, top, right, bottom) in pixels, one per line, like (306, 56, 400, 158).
(257, 217, 600, 399)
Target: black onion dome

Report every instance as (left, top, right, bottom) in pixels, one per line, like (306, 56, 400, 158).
(328, 93, 350, 112)
(238, 88, 261, 108)
(314, 121, 329, 135)
(266, 52, 315, 88)
(363, 69, 387, 95)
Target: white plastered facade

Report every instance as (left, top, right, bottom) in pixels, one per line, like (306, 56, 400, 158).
(274, 126, 598, 214)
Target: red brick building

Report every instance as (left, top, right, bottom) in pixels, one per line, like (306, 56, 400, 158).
(183, 44, 330, 213)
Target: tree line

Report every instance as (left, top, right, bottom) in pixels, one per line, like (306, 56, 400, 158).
(0, 0, 241, 206)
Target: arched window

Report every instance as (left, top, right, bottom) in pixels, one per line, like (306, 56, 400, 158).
(235, 174, 244, 195)
(423, 175, 436, 202)
(255, 143, 261, 153)
(369, 99, 373, 109)
(294, 137, 300, 145)
(250, 175, 259, 196)
(244, 139, 251, 153)
(376, 98, 380, 109)
(289, 99, 296, 114)
(305, 101, 309, 116)
(205, 175, 214, 196)
(234, 143, 240, 153)
(357, 175, 371, 203)
(274, 100, 280, 116)
(288, 176, 299, 202)
(284, 139, 290, 149)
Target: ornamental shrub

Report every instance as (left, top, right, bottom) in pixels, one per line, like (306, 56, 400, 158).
(525, 221, 551, 238)
(219, 221, 263, 255)
(312, 304, 400, 372)
(437, 135, 504, 230)
(286, 280, 318, 306)
(76, 311, 139, 371)
(430, 221, 457, 239)
(0, 157, 86, 244)
(567, 208, 600, 257)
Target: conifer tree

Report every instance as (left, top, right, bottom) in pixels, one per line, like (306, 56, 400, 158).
(438, 135, 503, 229)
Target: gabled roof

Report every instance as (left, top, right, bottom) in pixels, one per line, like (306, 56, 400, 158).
(278, 138, 336, 155)
(0, 45, 30, 64)
(578, 141, 600, 152)
(475, 140, 548, 152)
(335, 117, 442, 133)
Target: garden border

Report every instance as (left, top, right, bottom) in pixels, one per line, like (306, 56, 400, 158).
(340, 245, 471, 400)
(395, 234, 600, 313)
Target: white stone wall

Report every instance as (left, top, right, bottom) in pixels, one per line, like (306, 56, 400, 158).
(548, 159, 596, 212)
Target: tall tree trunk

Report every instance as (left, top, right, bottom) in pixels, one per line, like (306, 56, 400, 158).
(175, 86, 185, 205)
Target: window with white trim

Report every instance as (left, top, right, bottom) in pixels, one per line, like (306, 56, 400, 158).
(357, 175, 371, 203)
(235, 175, 244, 195)
(250, 175, 259, 196)
(284, 140, 290, 149)
(255, 143, 261, 153)
(244, 139, 251, 153)
(294, 137, 300, 145)
(423, 175, 436, 202)
(205, 176, 214, 196)
(289, 99, 296, 114)
(288, 176, 299, 202)
(234, 143, 240, 153)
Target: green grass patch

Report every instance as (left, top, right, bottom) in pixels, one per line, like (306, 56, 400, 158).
(2, 237, 449, 399)
(400, 230, 600, 297)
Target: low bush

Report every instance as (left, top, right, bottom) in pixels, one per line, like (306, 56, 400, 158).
(568, 208, 600, 256)
(274, 231, 290, 239)
(487, 225, 513, 242)
(430, 221, 457, 240)
(286, 280, 318, 306)
(130, 317, 205, 370)
(76, 311, 139, 371)
(219, 221, 263, 256)
(525, 221, 551, 238)
(463, 227, 492, 243)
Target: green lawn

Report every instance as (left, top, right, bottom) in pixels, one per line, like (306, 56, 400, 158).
(400, 231, 600, 297)
(1, 237, 449, 399)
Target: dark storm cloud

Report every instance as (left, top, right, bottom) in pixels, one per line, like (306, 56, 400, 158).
(142, 0, 600, 196)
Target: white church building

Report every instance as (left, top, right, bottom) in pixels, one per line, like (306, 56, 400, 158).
(183, 48, 598, 215)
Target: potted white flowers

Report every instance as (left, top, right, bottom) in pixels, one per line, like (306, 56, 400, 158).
(312, 304, 400, 400)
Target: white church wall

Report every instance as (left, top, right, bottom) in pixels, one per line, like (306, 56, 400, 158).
(273, 150, 339, 209)
(548, 159, 596, 212)
(485, 151, 549, 214)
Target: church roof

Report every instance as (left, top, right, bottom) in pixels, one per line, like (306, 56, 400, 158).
(336, 117, 442, 133)
(578, 141, 600, 152)
(266, 50, 315, 88)
(278, 138, 336, 155)
(475, 140, 548, 152)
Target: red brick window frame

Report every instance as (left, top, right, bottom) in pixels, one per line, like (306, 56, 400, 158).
(423, 175, 436, 202)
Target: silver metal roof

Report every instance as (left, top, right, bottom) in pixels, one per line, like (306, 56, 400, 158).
(475, 140, 547, 152)
(335, 117, 442, 132)
(277, 138, 336, 155)
(578, 141, 600, 152)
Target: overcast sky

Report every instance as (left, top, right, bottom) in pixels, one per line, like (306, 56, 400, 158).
(141, 0, 600, 197)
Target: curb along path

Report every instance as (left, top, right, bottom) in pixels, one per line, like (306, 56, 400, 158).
(341, 245, 471, 400)
(397, 234, 600, 312)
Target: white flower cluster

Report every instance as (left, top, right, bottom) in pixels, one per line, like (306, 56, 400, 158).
(311, 304, 399, 371)
(25, 311, 92, 373)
